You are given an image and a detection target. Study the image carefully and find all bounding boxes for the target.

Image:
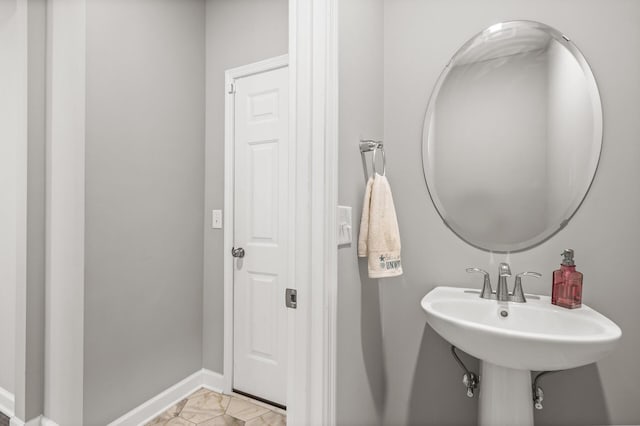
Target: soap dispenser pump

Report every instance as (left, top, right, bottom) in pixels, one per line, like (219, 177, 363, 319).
(552, 249, 583, 309)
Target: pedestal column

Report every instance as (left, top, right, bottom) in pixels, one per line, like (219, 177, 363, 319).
(478, 361, 534, 426)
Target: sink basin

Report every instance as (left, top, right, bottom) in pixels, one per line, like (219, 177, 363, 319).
(421, 286, 621, 426)
(421, 286, 621, 371)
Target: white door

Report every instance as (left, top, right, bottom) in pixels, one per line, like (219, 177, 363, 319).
(232, 65, 289, 406)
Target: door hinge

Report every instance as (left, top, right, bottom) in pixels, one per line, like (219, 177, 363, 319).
(228, 83, 236, 94)
(285, 288, 297, 309)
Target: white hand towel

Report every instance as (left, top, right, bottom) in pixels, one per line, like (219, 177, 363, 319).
(358, 176, 374, 257)
(358, 173, 403, 278)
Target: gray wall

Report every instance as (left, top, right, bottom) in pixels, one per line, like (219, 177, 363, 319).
(84, 0, 205, 424)
(338, 0, 640, 425)
(336, 0, 386, 425)
(24, 0, 46, 420)
(203, 0, 288, 373)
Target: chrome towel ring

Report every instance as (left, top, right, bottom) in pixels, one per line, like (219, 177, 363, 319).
(359, 139, 385, 182)
(372, 145, 386, 176)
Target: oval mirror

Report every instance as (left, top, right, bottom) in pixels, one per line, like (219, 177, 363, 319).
(422, 21, 602, 252)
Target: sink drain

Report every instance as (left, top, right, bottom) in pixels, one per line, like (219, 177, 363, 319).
(500, 310, 509, 317)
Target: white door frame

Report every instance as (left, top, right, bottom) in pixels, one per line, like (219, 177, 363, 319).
(222, 53, 290, 400)
(288, 0, 338, 424)
(1, 0, 28, 421)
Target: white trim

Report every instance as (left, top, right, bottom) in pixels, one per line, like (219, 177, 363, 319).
(226, 55, 289, 82)
(13, 0, 29, 421)
(107, 369, 224, 426)
(44, 0, 86, 424)
(0, 0, 28, 421)
(201, 369, 225, 393)
(289, 0, 339, 424)
(324, 0, 339, 422)
(9, 415, 43, 426)
(25, 416, 42, 426)
(0, 386, 15, 418)
(107, 370, 203, 426)
(223, 54, 290, 396)
(40, 416, 59, 426)
(287, 1, 304, 422)
(223, 63, 234, 396)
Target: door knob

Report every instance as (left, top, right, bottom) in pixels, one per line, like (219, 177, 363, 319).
(231, 247, 245, 258)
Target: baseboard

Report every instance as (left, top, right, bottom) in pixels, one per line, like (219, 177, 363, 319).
(9, 415, 48, 426)
(2, 370, 224, 426)
(108, 369, 225, 426)
(0, 385, 15, 418)
(201, 369, 224, 393)
(2, 388, 55, 426)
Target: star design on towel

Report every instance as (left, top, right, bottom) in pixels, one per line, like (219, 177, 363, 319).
(379, 255, 385, 262)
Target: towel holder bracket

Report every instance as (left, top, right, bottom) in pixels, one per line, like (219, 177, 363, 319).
(359, 139, 383, 153)
(359, 139, 385, 181)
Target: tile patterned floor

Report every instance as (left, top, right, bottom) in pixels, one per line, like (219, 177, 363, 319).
(146, 388, 286, 426)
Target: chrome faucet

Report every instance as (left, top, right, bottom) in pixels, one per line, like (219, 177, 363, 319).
(465, 267, 493, 299)
(496, 262, 511, 301)
(511, 271, 542, 302)
(467, 263, 541, 303)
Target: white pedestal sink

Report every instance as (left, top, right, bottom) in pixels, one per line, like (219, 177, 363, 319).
(421, 286, 621, 426)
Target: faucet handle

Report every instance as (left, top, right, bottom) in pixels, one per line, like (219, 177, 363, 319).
(466, 268, 493, 299)
(511, 272, 542, 303)
(499, 262, 512, 276)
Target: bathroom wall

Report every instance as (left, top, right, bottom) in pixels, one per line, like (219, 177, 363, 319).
(337, 0, 386, 424)
(202, 0, 288, 373)
(84, 0, 205, 424)
(339, 0, 640, 424)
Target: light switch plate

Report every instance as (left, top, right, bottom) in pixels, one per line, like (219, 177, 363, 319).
(337, 205, 352, 246)
(212, 210, 222, 229)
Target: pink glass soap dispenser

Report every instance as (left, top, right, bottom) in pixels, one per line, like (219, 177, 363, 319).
(552, 249, 583, 309)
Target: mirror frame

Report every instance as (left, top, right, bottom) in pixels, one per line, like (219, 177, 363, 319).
(421, 20, 603, 252)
